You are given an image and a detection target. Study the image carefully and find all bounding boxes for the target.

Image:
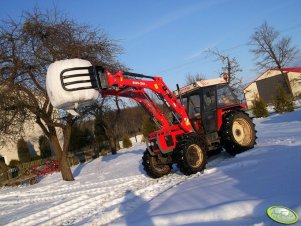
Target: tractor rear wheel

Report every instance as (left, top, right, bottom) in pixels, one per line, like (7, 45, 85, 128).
(176, 136, 207, 175)
(220, 111, 256, 156)
(142, 150, 172, 178)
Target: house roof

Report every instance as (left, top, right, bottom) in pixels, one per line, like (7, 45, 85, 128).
(280, 67, 301, 73)
(244, 67, 301, 91)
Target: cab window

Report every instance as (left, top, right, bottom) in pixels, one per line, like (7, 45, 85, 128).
(202, 87, 216, 111)
(188, 94, 200, 117)
(217, 85, 238, 107)
(182, 97, 188, 111)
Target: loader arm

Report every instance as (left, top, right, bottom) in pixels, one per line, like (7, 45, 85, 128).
(95, 67, 194, 154)
(100, 70, 192, 132)
(58, 64, 193, 154)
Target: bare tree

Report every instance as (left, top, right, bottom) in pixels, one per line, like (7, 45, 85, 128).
(0, 8, 122, 181)
(86, 96, 127, 154)
(206, 49, 243, 96)
(103, 96, 126, 154)
(185, 73, 206, 85)
(249, 21, 299, 71)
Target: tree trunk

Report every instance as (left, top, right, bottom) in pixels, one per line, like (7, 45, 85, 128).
(60, 154, 74, 181)
(49, 130, 74, 181)
(62, 124, 74, 181)
(0, 162, 9, 181)
(279, 68, 293, 96)
(108, 137, 117, 155)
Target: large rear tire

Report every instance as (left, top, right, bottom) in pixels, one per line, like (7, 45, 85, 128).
(142, 150, 172, 178)
(176, 136, 207, 176)
(220, 111, 257, 156)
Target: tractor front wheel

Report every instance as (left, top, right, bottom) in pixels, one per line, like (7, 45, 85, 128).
(176, 137, 207, 176)
(142, 150, 172, 178)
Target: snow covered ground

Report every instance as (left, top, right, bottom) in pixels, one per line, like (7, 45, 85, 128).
(1, 109, 301, 226)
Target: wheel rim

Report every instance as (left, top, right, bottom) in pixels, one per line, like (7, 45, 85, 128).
(186, 144, 204, 168)
(232, 118, 252, 146)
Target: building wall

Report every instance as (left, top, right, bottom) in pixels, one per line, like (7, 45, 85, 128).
(244, 70, 301, 109)
(257, 70, 281, 81)
(288, 72, 301, 98)
(244, 83, 259, 108)
(0, 121, 44, 164)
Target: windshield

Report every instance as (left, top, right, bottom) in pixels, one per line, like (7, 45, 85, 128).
(217, 85, 239, 107)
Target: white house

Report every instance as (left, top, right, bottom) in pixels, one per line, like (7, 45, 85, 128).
(244, 68, 301, 108)
(0, 121, 44, 165)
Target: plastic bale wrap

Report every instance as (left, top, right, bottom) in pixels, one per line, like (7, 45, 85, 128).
(46, 59, 99, 110)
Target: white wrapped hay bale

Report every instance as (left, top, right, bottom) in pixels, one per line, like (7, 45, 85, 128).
(46, 59, 99, 110)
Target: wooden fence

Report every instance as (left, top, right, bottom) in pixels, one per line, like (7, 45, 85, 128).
(0, 147, 109, 186)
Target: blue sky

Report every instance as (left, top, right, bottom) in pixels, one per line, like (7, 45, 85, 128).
(1, 0, 301, 88)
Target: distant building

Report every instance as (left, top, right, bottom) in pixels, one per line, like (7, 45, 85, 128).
(244, 68, 301, 108)
(0, 120, 44, 165)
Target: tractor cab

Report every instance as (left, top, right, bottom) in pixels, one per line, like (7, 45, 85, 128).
(175, 78, 244, 151)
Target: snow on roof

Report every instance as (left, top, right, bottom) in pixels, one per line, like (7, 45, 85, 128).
(174, 77, 227, 96)
(244, 67, 301, 91)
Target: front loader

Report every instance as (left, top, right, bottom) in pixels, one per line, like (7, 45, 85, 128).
(46, 59, 256, 178)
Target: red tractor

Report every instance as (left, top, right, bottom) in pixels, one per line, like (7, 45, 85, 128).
(46, 59, 257, 178)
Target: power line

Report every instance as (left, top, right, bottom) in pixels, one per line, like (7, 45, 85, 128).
(154, 55, 208, 75)
(153, 23, 301, 75)
(281, 23, 301, 32)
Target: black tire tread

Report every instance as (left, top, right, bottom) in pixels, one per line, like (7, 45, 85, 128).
(176, 134, 207, 176)
(220, 110, 257, 156)
(142, 150, 171, 178)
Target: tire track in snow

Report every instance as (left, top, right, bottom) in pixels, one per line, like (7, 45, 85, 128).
(5, 195, 90, 226)
(49, 174, 187, 225)
(4, 153, 232, 226)
(87, 174, 190, 226)
(0, 177, 142, 205)
(0, 175, 141, 199)
(6, 174, 188, 226)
